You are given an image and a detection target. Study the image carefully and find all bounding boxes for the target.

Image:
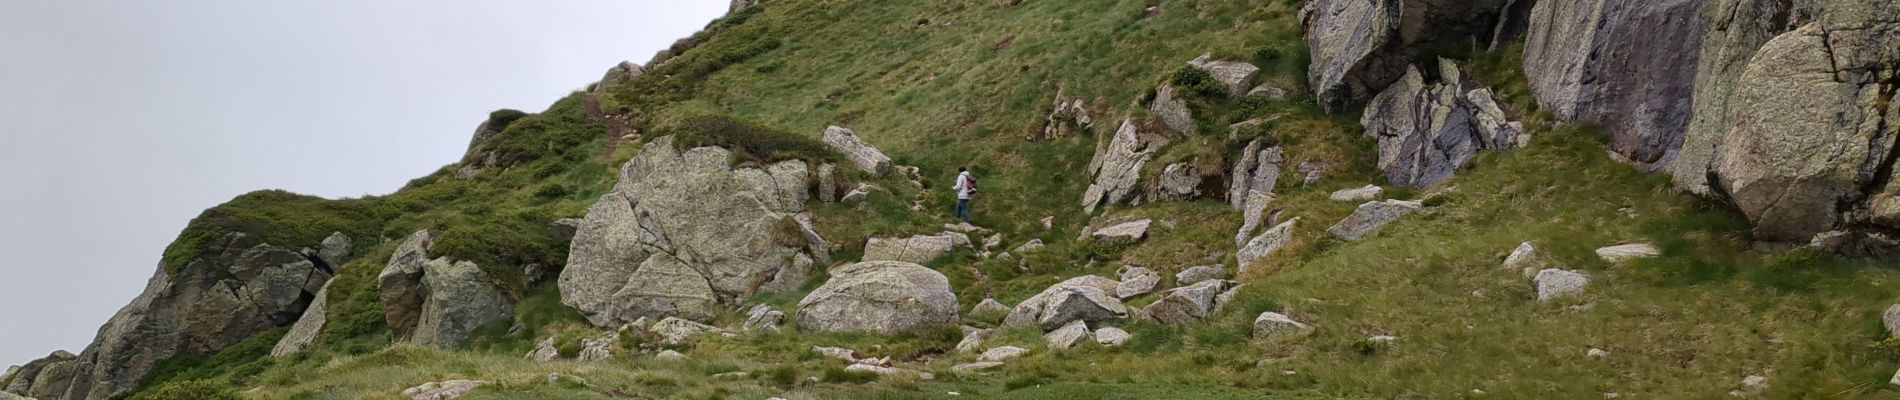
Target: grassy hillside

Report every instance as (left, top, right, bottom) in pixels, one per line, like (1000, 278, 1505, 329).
(116, 0, 1900, 399)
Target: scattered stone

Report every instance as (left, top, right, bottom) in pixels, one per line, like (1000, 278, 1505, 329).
(1175, 265, 1228, 285)
(577, 334, 616, 362)
(547, 373, 588, 386)
(1150, 84, 1197, 135)
(1368, 335, 1399, 343)
(1041, 216, 1055, 230)
(712, 371, 750, 380)
(655, 350, 687, 361)
(402, 380, 491, 400)
(1091, 219, 1153, 243)
(1251, 312, 1313, 340)
(1297, 161, 1327, 186)
(980, 346, 1030, 362)
(1595, 243, 1659, 262)
(1151, 162, 1204, 202)
(1884, 305, 1900, 337)
(1115, 267, 1160, 299)
(1533, 269, 1590, 301)
(1586, 348, 1609, 359)
(1230, 142, 1284, 243)
(955, 328, 988, 353)
(841, 184, 873, 204)
(816, 163, 839, 203)
(863, 234, 959, 264)
(823, 126, 894, 175)
(1737, 375, 1769, 395)
(1502, 241, 1537, 273)
(650, 317, 720, 345)
(797, 261, 960, 333)
(1037, 88, 1094, 141)
(952, 361, 1005, 372)
(1329, 185, 1384, 201)
(1013, 239, 1045, 253)
(845, 364, 934, 380)
(1237, 218, 1298, 272)
(982, 234, 1004, 252)
(1361, 61, 1525, 187)
(970, 298, 1011, 321)
(525, 338, 560, 363)
(1327, 200, 1423, 241)
(1248, 84, 1291, 101)
(1003, 276, 1130, 331)
(1045, 320, 1092, 349)
(1142, 280, 1240, 325)
(1094, 327, 1131, 346)
(813, 346, 860, 362)
(743, 304, 786, 334)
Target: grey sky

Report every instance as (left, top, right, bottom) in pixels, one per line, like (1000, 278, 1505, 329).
(0, 0, 724, 367)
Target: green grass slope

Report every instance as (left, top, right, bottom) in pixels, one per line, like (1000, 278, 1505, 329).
(111, 0, 1900, 399)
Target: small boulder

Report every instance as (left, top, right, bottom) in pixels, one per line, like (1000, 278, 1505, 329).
(1013, 239, 1046, 253)
(1237, 218, 1298, 272)
(970, 298, 1011, 321)
(1595, 243, 1659, 263)
(1116, 267, 1160, 299)
(1502, 241, 1537, 271)
(1045, 320, 1092, 349)
(1150, 84, 1197, 135)
(823, 126, 893, 175)
(403, 380, 491, 400)
(816, 163, 839, 203)
(796, 261, 960, 333)
(1587, 348, 1609, 359)
(1003, 276, 1129, 331)
(841, 184, 874, 204)
(1252, 312, 1313, 340)
(576, 334, 616, 362)
(1327, 200, 1423, 241)
(655, 350, 687, 361)
(863, 234, 959, 264)
(813, 346, 860, 362)
(1091, 219, 1153, 243)
(1188, 54, 1261, 96)
(1142, 280, 1240, 325)
(1883, 304, 1900, 337)
(1329, 185, 1384, 201)
(952, 361, 1005, 372)
(1094, 327, 1132, 346)
(979, 346, 1030, 362)
(742, 304, 786, 334)
(1175, 265, 1228, 285)
(525, 338, 560, 363)
(650, 317, 720, 345)
(1533, 269, 1590, 301)
(955, 328, 988, 353)
(845, 364, 933, 380)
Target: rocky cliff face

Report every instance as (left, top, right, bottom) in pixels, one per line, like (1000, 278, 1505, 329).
(6, 232, 344, 400)
(559, 135, 827, 327)
(1521, 0, 1706, 168)
(1301, 0, 1512, 112)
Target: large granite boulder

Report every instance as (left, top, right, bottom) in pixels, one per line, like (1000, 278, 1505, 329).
(1004, 276, 1129, 331)
(823, 126, 894, 175)
(1672, 0, 1810, 194)
(1361, 60, 1525, 188)
(7, 231, 337, 400)
(1300, 0, 1512, 112)
(1521, 0, 1706, 168)
(561, 135, 826, 327)
(1082, 119, 1171, 213)
(796, 261, 960, 334)
(378, 230, 515, 348)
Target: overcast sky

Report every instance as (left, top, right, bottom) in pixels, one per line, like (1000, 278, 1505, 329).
(0, 0, 725, 368)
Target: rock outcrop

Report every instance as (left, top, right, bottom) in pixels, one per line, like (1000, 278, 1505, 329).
(1150, 85, 1198, 135)
(1090, 219, 1153, 244)
(823, 126, 894, 175)
(1362, 60, 1526, 188)
(862, 234, 959, 264)
(1521, 0, 1706, 168)
(1150, 162, 1204, 202)
(1301, 0, 1512, 111)
(6, 231, 339, 400)
(377, 231, 515, 348)
(1187, 54, 1261, 96)
(796, 261, 959, 334)
(561, 136, 827, 327)
(1238, 218, 1299, 272)
(1082, 119, 1170, 213)
(1230, 141, 1284, 243)
(593, 61, 646, 95)
(1142, 279, 1241, 325)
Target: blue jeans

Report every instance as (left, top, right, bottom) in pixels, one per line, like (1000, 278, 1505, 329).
(954, 198, 972, 223)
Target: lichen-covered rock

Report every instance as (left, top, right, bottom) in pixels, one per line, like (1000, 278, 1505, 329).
(1188, 54, 1261, 96)
(742, 304, 786, 334)
(4, 351, 73, 396)
(561, 136, 825, 327)
(1149, 84, 1197, 135)
(1301, 0, 1512, 111)
(403, 380, 490, 400)
(1094, 327, 1132, 346)
(1045, 320, 1092, 349)
(1004, 276, 1129, 331)
(862, 234, 959, 264)
(270, 281, 333, 358)
(1361, 61, 1524, 188)
(1038, 88, 1095, 141)
(980, 346, 1030, 362)
(1230, 141, 1285, 244)
(1521, 0, 1705, 167)
(576, 334, 616, 362)
(1673, 0, 1808, 194)
(1141, 279, 1241, 325)
(1328, 200, 1424, 241)
(1115, 267, 1160, 299)
(1150, 162, 1203, 202)
(1534, 269, 1591, 301)
(796, 261, 959, 334)
(593, 61, 645, 95)
(1083, 119, 1170, 213)
(970, 298, 1011, 321)
(1252, 312, 1313, 340)
(1091, 219, 1153, 244)
(1330, 185, 1384, 201)
(1238, 218, 1299, 272)
(651, 317, 721, 345)
(1175, 265, 1228, 285)
(823, 126, 894, 175)
(1503, 241, 1539, 276)
(525, 339, 559, 363)
(377, 232, 514, 349)
(1595, 243, 1660, 262)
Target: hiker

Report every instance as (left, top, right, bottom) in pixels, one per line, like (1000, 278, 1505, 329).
(952, 166, 977, 223)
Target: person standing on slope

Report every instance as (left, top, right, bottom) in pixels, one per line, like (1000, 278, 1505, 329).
(952, 166, 977, 223)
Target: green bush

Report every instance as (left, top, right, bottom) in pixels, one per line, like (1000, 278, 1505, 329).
(671, 115, 842, 165)
(1169, 66, 1229, 98)
(129, 379, 241, 400)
